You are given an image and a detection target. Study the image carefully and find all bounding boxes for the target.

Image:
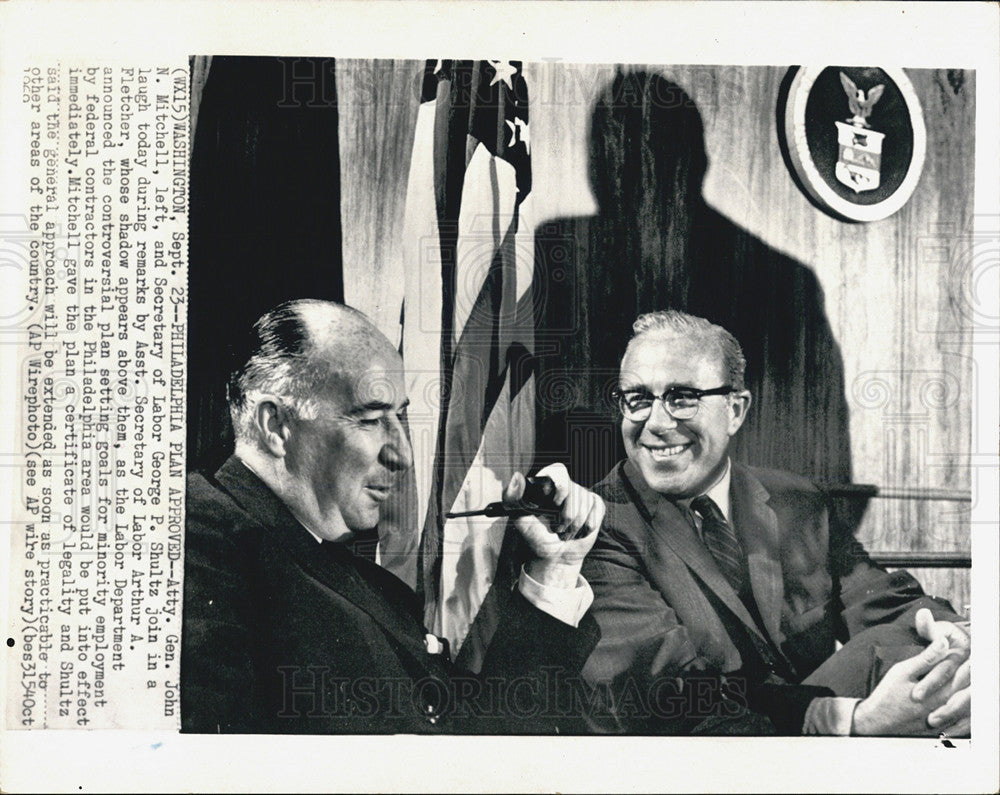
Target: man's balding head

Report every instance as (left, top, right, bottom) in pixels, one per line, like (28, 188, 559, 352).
(228, 299, 398, 443)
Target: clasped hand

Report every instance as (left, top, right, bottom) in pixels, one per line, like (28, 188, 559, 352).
(852, 607, 970, 737)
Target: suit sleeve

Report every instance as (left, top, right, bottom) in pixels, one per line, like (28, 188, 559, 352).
(581, 526, 704, 686)
(471, 589, 600, 733)
(482, 589, 600, 678)
(794, 495, 966, 698)
(581, 522, 832, 734)
(180, 476, 262, 733)
(581, 532, 711, 733)
(827, 496, 964, 640)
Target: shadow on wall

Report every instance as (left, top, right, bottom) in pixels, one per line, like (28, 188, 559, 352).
(533, 70, 855, 499)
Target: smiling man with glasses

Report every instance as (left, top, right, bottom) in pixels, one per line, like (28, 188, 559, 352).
(581, 310, 971, 737)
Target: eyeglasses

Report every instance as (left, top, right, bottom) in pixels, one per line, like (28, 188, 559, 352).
(611, 385, 736, 421)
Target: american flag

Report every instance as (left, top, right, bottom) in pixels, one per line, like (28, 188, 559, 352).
(398, 59, 535, 663)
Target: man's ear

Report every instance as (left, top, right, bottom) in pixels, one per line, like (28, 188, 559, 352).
(728, 390, 752, 436)
(254, 397, 292, 457)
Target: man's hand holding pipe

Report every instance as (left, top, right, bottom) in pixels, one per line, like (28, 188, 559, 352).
(504, 463, 605, 589)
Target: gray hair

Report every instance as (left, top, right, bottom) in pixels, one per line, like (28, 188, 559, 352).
(226, 299, 372, 443)
(627, 309, 746, 390)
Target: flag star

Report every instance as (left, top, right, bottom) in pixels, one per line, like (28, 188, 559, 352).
(488, 60, 518, 90)
(506, 117, 531, 155)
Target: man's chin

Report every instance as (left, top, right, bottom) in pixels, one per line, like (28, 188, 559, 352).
(637, 463, 695, 499)
(343, 508, 380, 533)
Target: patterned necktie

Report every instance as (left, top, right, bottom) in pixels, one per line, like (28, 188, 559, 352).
(691, 494, 746, 594)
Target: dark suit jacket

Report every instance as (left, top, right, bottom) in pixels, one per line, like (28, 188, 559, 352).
(181, 456, 599, 734)
(580, 460, 961, 734)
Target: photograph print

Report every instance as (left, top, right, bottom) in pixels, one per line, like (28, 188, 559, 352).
(180, 56, 974, 737)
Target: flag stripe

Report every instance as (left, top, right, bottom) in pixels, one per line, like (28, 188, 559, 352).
(398, 92, 446, 596)
(441, 213, 523, 501)
(401, 59, 534, 647)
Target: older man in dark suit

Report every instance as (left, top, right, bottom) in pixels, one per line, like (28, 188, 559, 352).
(581, 309, 971, 735)
(181, 299, 606, 733)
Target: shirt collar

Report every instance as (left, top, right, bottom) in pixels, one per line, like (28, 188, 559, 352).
(705, 458, 732, 524)
(297, 520, 325, 544)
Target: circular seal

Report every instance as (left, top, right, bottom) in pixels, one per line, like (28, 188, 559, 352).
(781, 66, 926, 222)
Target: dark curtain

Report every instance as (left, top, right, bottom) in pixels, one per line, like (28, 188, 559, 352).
(187, 56, 344, 472)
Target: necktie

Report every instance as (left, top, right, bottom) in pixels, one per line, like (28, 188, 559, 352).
(691, 494, 746, 594)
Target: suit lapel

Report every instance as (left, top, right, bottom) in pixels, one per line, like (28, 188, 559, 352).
(213, 457, 431, 662)
(621, 462, 766, 644)
(729, 464, 786, 647)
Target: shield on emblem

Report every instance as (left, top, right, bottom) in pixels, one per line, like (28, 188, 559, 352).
(780, 66, 926, 222)
(835, 121, 884, 193)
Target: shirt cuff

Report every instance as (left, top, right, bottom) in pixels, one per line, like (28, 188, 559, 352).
(802, 696, 862, 735)
(517, 565, 594, 628)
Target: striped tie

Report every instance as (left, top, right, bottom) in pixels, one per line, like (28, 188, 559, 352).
(691, 494, 746, 594)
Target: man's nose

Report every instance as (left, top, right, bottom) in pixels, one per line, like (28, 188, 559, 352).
(644, 397, 679, 432)
(381, 418, 413, 471)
